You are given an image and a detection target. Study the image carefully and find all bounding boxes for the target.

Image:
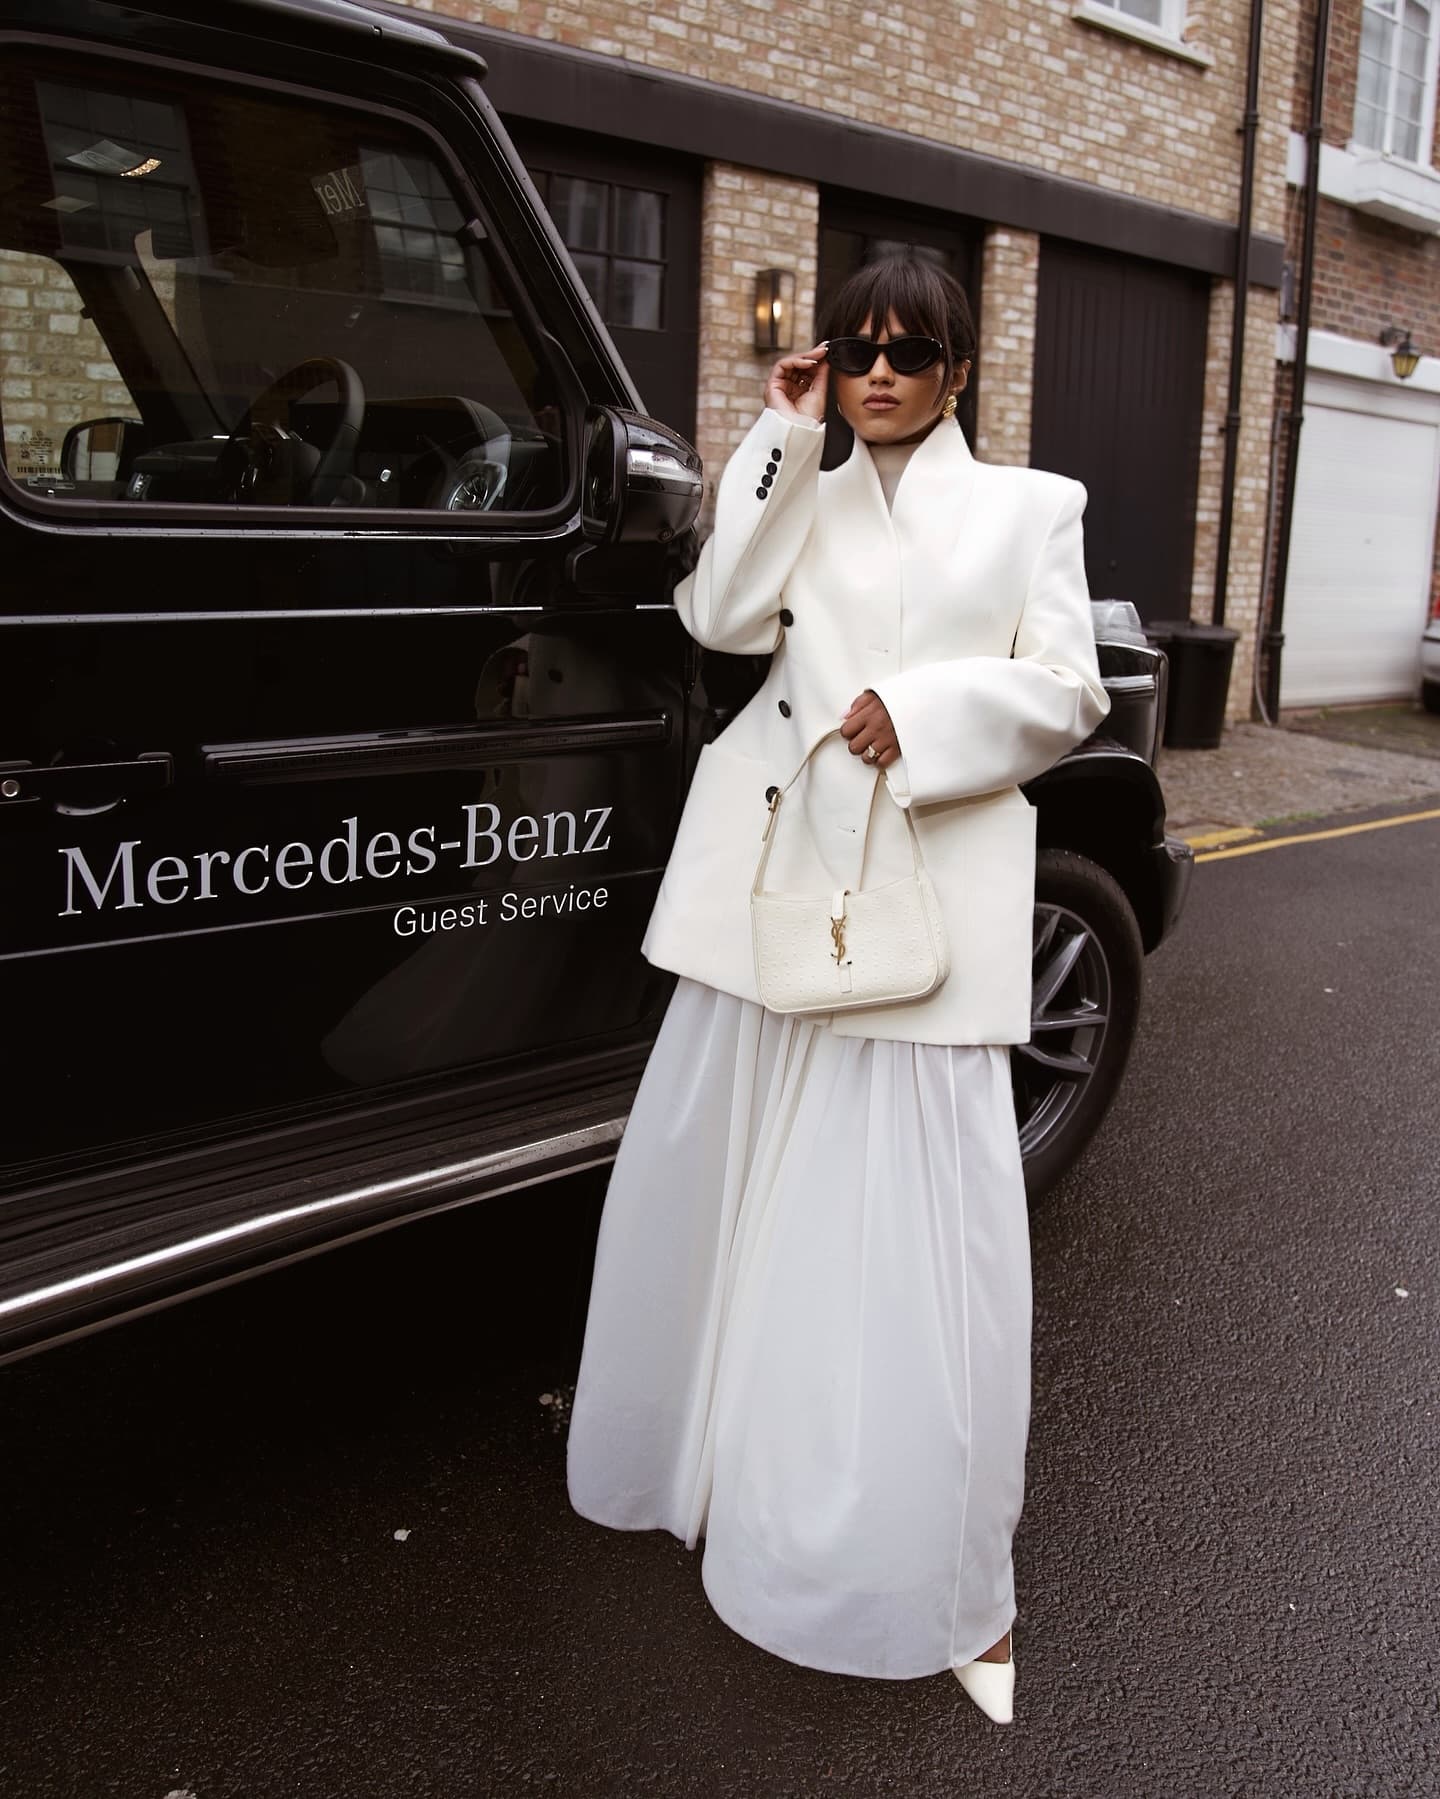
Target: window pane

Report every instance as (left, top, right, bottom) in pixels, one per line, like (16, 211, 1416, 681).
(1356, 4, 1398, 149)
(610, 259, 662, 330)
(613, 187, 664, 260)
(1117, 0, 1166, 25)
(1358, 7, 1396, 69)
(1395, 69, 1427, 125)
(0, 52, 567, 515)
(1353, 99, 1387, 147)
(548, 177, 607, 253)
(1393, 113, 1423, 159)
(1356, 49, 1392, 113)
(1399, 4, 1430, 76)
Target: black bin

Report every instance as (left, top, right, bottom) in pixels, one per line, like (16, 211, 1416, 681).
(1145, 620, 1239, 750)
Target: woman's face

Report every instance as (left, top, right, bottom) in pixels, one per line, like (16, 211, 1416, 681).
(832, 310, 969, 447)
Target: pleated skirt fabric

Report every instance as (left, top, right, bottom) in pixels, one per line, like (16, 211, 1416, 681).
(565, 977, 1032, 1680)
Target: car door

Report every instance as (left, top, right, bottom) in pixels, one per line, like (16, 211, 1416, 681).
(0, 10, 692, 1201)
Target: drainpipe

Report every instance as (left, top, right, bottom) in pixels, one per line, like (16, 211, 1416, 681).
(1212, 0, 1265, 629)
(1264, 0, 1333, 718)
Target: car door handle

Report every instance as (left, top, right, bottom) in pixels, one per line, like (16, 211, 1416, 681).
(0, 752, 173, 808)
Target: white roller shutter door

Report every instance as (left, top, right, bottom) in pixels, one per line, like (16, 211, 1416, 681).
(1281, 372, 1440, 708)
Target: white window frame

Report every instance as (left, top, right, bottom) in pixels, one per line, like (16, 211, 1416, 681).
(1352, 0, 1440, 167)
(1085, 0, 1187, 40)
(1070, 1, 1212, 68)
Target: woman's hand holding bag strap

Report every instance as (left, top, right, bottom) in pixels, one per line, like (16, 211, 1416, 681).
(750, 730, 950, 1016)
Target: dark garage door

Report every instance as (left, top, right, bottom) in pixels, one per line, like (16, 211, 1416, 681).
(1031, 241, 1209, 622)
(509, 125, 700, 442)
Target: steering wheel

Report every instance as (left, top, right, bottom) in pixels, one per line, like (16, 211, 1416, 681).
(427, 399, 514, 513)
(222, 357, 365, 505)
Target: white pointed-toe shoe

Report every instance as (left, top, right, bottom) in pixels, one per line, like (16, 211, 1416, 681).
(954, 1645, 1015, 1724)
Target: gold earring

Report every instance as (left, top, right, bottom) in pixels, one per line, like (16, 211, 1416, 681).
(941, 393, 958, 420)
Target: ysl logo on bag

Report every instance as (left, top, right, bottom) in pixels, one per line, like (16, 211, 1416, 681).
(829, 888, 850, 966)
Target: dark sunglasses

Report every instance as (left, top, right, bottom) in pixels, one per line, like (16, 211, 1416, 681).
(825, 335, 946, 377)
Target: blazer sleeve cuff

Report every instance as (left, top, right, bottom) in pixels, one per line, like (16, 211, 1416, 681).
(674, 409, 826, 653)
(882, 754, 913, 810)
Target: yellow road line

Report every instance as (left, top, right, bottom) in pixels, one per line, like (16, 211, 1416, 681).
(1180, 825, 1263, 849)
(1194, 806, 1440, 862)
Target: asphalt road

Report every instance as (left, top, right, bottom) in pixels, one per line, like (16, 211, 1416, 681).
(1, 804, 1437, 1799)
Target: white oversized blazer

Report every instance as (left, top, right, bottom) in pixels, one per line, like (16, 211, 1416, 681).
(640, 407, 1111, 1045)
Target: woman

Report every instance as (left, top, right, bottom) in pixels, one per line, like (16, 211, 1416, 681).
(566, 255, 1109, 1723)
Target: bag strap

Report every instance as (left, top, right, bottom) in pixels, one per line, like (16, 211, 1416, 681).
(753, 729, 926, 900)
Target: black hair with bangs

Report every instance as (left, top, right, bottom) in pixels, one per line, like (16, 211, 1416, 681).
(819, 253, 977, 399)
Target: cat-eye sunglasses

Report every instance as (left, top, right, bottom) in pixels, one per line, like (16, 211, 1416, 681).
(825, 335, 945, 377)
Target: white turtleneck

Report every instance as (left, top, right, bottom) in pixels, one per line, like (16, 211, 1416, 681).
(867, 439, 921, 513)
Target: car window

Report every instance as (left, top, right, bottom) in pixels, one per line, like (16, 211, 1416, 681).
(0, 49, 567, 517)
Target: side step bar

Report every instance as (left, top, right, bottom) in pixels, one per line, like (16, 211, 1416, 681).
(0, 1081, 634, 1367)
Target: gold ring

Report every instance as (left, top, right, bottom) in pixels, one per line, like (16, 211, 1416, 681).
(864, 744, 879, 764)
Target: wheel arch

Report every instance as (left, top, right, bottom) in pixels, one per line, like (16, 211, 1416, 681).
(1024, 746, 1171, 954)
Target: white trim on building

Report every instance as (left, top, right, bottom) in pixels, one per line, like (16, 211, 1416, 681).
(1276, 323, 1440, 393)
(1285, 128, 1440, 234)
(1069, 1, 1215, 66)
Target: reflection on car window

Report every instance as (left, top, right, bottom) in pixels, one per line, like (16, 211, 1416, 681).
(531, 170, 668, 331)
(0, 52, 566, 515)
(0, 248, 141, 485)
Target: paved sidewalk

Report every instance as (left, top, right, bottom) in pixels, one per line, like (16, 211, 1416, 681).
(1156, 703, 1440, 842)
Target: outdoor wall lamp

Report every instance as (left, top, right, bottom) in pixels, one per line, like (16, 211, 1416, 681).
(1379, 325, 1421, 380)
(753, 268, 795, 354)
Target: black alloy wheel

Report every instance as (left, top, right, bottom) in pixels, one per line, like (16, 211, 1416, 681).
(1013, 849, 1144, 1201)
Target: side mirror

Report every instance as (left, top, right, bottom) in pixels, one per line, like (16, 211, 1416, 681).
(582, 407, 703, 545)
(61, 417, 141, 481)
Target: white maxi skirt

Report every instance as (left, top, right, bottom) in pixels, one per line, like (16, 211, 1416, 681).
(566, 976, 1032, 1679)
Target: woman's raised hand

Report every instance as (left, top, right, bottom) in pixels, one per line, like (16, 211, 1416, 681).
(766, 343, 829, 424)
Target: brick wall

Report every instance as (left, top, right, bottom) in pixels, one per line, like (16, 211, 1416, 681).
(1190, 280, 1284, 715)
(1287, 0, 1362, 143)
(694, 166, 819, 527)
(973, 228, 1038, 468)
(406, 0, 1292, 237)
(1286, 0, 1440, 355)
(1307, 196, 1440, 350)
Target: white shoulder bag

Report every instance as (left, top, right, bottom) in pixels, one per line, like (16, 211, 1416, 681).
(750, 731, 950, 1016)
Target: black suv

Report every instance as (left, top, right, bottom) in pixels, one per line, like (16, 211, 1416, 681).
(0, 0, 1190, 1364)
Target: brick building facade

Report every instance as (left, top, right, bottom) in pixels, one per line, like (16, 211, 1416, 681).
(402, 0, 1306, 721)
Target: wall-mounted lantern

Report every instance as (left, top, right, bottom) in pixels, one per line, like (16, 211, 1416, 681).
(1379, 325, 1421, 380)
(753, 268, 796, 355)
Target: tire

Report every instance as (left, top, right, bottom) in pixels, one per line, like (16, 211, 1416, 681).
(1012, 849, 1144, 1203)
(1422, 679, 1440, 716)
